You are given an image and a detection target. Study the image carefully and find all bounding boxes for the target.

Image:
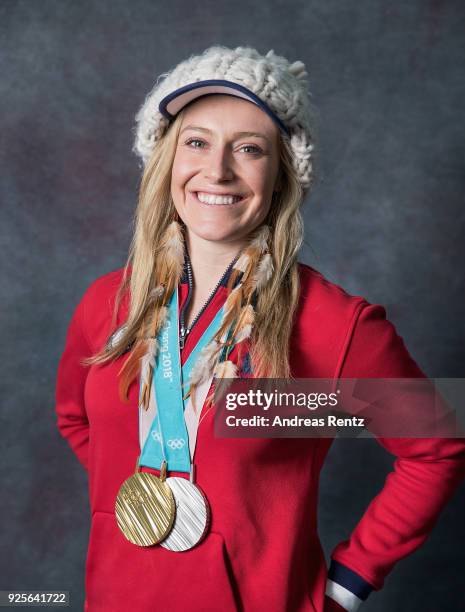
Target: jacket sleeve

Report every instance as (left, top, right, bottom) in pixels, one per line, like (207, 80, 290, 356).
(324, 302, 465, 611)
(55, 286, 95, 472)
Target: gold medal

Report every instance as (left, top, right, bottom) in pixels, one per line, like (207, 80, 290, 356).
(115, 458, 175, 547)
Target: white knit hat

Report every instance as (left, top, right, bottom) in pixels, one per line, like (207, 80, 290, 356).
(132, 45, 318, 192)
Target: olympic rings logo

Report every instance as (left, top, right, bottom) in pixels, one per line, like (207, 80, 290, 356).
(151, 431, 162, 442)
(167, 438, 186, 450)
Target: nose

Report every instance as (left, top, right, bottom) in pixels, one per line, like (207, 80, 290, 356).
(203, 146, 234, 182)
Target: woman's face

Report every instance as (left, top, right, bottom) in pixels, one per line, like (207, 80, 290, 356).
(171, 94, 281, 245)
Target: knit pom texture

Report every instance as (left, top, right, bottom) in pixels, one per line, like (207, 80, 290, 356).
(133, 45, 317, 191)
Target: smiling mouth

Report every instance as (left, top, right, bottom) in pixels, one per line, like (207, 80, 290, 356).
(192, 192, 247, 206)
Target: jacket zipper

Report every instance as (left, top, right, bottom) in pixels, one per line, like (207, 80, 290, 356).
(179, 250, 241, 349)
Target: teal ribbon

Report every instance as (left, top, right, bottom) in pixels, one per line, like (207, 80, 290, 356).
(139, 286, 226, 473)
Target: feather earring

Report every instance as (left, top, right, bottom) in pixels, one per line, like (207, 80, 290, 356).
(139, 305, 169, 411)
(147, 284, 165, 306)
(164, 220, 185, 280)
(222, 282, 244, 321)
(232, 303, 255, 344)
(214, 359, 237, 406)
(183, 223, 273, 415)
(253, 252, 274, 292)
(139, 337, 158, 409)
(217, 224, 272, 367)
(233, 252, 250, 274)
(214, 360, 239, 379)
(185, 281, 244, 411)
(155, 219, 186, 298)
(138, 219, 186, 410)
(185, 339, 223, 393)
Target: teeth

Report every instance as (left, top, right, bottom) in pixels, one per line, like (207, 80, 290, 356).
(196, 192, 242, 205)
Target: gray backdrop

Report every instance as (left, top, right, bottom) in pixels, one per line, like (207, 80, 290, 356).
(1, 1, 464, 611)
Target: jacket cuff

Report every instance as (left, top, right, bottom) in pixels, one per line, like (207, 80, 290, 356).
(325, 560, 375, 611)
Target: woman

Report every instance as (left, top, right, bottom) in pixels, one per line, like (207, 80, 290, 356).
(55, 45, 465, 612)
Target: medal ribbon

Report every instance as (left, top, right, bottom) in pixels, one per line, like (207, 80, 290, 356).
(138, 286, 227, 473)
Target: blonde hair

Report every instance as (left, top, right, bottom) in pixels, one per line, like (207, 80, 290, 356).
(83, 107, 306, 402)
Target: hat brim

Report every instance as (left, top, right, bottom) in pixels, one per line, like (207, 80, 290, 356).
(158, 79, 290, 136)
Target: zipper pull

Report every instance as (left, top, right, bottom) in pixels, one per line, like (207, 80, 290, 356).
(180, 325, 189, 349)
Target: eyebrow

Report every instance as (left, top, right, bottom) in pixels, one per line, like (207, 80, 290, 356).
(180, 124, 271, 143)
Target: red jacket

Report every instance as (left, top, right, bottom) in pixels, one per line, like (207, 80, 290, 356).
(55, 261, 465, 612)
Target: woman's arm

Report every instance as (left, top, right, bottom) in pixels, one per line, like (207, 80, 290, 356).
(325, 303, 465, 611)
(55, 286, 94, 472)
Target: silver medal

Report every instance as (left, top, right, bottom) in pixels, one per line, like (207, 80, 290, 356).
(160, 476, 210, 551)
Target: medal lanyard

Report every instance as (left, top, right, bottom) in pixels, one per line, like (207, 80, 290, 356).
(138, 285, 228, 475)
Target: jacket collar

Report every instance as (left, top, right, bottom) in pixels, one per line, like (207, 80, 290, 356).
(180, 246, 242, 289)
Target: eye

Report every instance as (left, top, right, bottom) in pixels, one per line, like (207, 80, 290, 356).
(185, 138, 206, 149)
(239, 144, 262, 155)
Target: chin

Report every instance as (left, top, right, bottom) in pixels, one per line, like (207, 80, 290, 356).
(187, 223, 240, 243)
